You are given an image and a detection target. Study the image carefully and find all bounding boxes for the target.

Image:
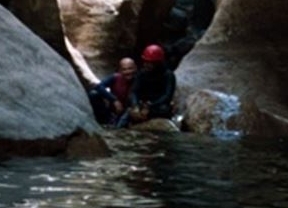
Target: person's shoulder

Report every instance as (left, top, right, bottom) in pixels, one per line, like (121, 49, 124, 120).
(100, 73, 119, 85)
(165, 68, 175, 75)
(113, 72, 122, 78)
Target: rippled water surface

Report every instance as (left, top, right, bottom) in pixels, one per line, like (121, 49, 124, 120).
(0, 131, 288, 208)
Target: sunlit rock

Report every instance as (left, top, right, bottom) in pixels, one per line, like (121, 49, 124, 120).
(58, 0, 144, 78)
(65, 37, 100, 87)
(0, 5, 108, 157)
(130, 118, 180, 132)
(176, 0, 288, 137)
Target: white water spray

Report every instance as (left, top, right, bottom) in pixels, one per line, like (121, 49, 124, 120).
(210, 91, 242, 140)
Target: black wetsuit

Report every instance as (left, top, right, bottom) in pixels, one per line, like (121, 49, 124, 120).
(116, 65, 175, 128)
(130, 65, 176, 118)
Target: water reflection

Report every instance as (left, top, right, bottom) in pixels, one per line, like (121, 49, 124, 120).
(0, 132, 164, 208)
(125, 133, 288, 208)
(235, 136, 288, 208)
(126, 133, 239, 208)
(0, 132, 288, 208)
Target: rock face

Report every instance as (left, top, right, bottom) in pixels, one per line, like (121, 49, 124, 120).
(58, 0, 176, 78)
(58, 0, 144, 78)
(0, 5, 102, 141)
(182, 90, 288, 137)
(7, 0, 71, 61)
(4, 0, 102, 88)
(1, 129, 110, 159)
(176, 0, 288, 130)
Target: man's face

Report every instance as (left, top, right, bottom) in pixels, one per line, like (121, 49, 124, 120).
(119, 60, 137, 80)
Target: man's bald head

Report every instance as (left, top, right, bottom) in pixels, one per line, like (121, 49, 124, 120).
(119, 57, 136, 67)
(119, 57, 137, 80)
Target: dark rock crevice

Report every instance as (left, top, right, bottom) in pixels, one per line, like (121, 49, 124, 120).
(135, 0, 216, 70)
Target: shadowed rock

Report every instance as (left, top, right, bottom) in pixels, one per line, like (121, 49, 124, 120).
(135, 0, 175, 56)
(7, 0, 71, 61)
(0, 129, 110, 159)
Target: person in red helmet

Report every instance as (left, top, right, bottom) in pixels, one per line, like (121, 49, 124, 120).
(117, 44, 176, 127)
(142, 44, 165, 62)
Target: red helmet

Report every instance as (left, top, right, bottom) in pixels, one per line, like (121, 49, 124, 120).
(141, 44, 165, 62)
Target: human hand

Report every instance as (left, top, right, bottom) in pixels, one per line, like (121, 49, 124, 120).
(113, 100, 123, 114)
(140, 104, 149, 120)
(129, 106, 149, 122)
(129, 106, 141, 121)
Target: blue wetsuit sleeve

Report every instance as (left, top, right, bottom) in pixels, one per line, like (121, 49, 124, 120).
(149, 71, 176, 108)
(95, 74, 117, 102)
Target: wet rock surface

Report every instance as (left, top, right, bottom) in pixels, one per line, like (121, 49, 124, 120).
(182, 90, 288, 137)
(0, 129, 110, 159)
(182, 89, 241, 135)
(130, 118, 180, 132)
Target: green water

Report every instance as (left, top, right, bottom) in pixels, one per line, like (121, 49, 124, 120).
(0, 132, 287, 208)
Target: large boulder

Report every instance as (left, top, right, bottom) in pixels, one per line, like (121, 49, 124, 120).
(0, 6, 107, 157)
(182, 90, 288, 137)
(175, 0, 288, 131)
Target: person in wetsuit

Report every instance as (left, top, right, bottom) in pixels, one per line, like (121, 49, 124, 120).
(88, 57, 137, 125)
(117, 44, 176, 127)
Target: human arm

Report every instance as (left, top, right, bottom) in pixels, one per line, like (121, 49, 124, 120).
(128, 72, 149, 121)
(95, 74, 123, 114)
(95, 74, 117, 102)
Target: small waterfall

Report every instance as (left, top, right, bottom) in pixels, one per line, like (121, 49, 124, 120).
(210, 91, 242, 140)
